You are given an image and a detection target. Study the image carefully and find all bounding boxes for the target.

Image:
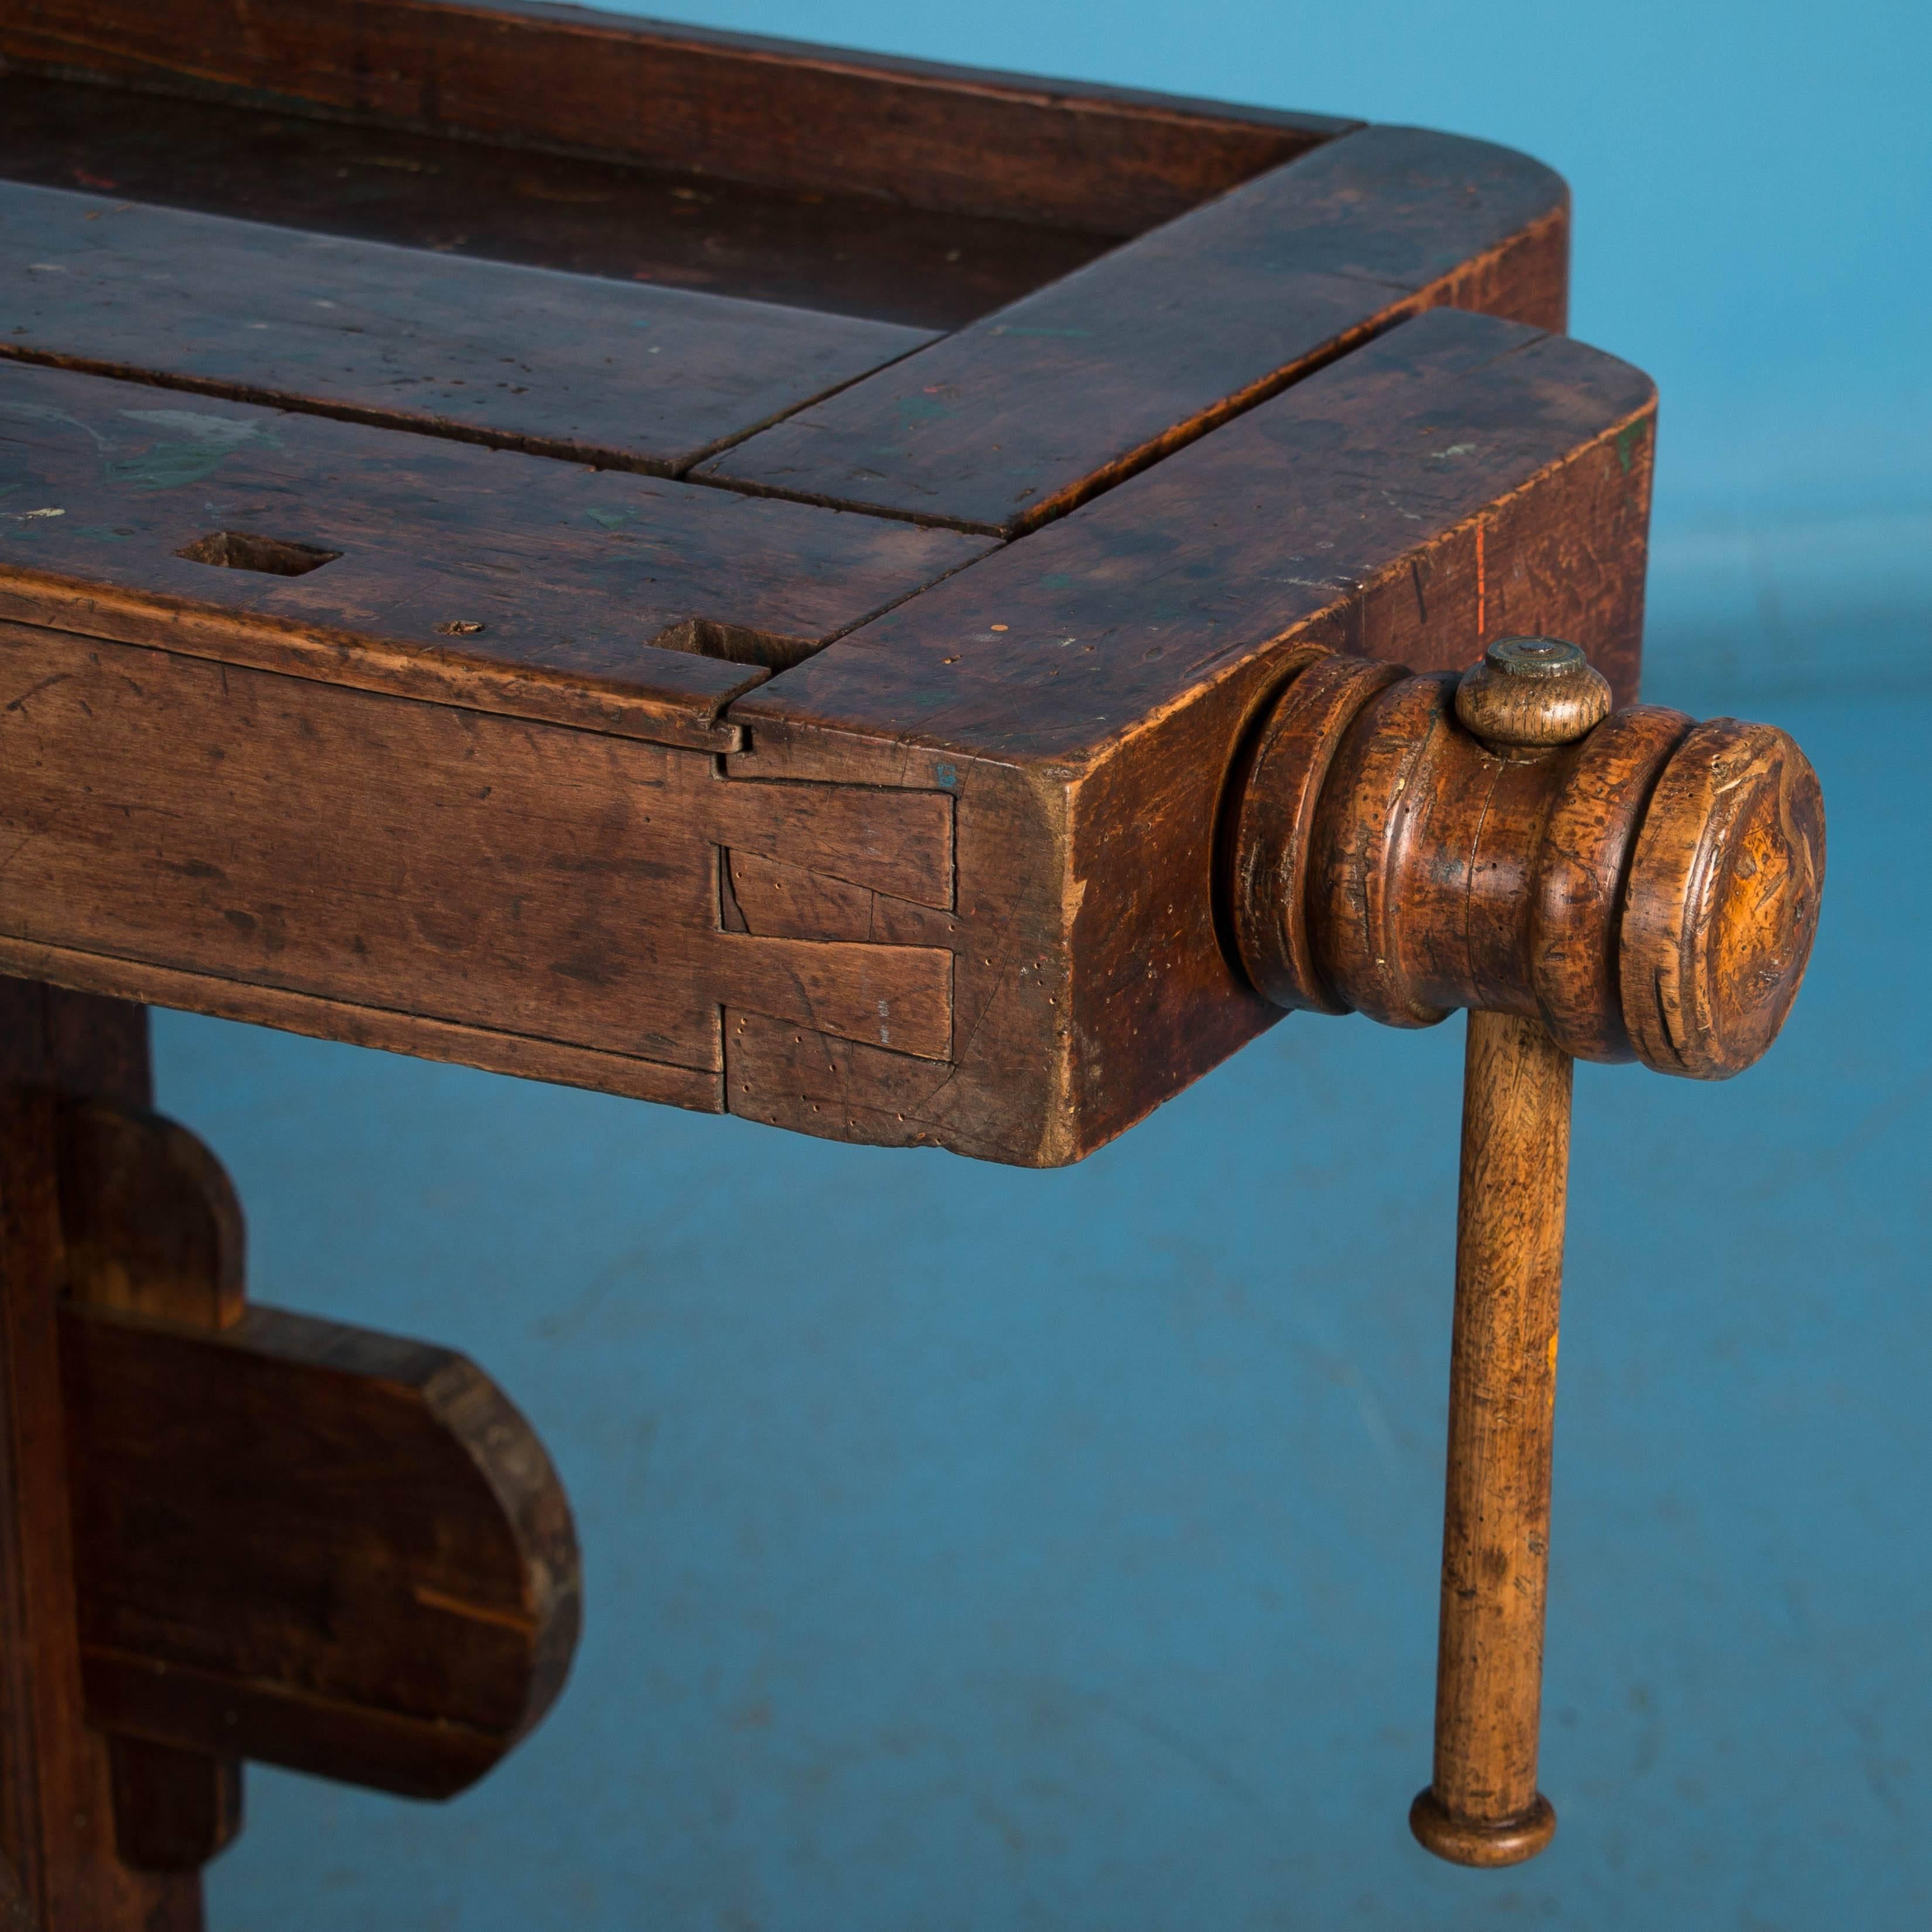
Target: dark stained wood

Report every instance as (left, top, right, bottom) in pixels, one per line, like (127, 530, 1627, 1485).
(51, 1070, 246, 1873)
(0, 623, 957, 1082)
(57, 1101, 246, 1332)
(0, 977, 204, 1929)
(701, 126, 1569, 536)
(5, 942, 730, 1114)
(729, 309, 1656, 1162)
(0, 72, 1122, 332)
(0, 181, 936, 476)
(106, 1741, 241, 1876)
(0, 311, 1666, 1164)
(65, 1297, 581, 1799)
(0, 0, 1351, 235)
(0, 359, 993, 749)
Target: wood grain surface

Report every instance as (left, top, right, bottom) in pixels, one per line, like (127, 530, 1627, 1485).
(1413, 1009, 1570, 1862)
(0, 72, 1121, 331)
(731, 308, 1655, 1162)
(2, 941, 732, 1116)
(54, 1092, 246, 1875)
(66, 1296, 581, 1799)
(0, 979, 204, 1928)
(0, 57, 1658, 1170)
(702, 126, 1569, 535)
(57, 1100, 246, 1334)
(0, 623, 956, 1082)
(0, 180, 934, 474)
(0, 0, 1350, 234)
(0, 359, 993, 748)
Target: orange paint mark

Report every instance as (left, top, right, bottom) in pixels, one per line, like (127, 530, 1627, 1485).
(1475, 521, 1487, 640)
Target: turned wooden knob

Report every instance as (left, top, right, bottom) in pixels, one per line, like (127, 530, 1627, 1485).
(1222, 637, 1825, 1867)
(1227, 638, 1824, 1077)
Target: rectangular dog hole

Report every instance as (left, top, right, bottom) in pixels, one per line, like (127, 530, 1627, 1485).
(649, 617, 821, 672)
(175, 531, 342, 578)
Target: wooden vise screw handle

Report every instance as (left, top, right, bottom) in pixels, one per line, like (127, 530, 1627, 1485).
(1225, 637, 1826, 1866)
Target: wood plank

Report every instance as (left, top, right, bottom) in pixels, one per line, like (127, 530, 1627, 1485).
(0, 180, 934, 473)
(0, 0, 1352, 234)
(737, 313, 1652, 762)
(64, 1298, 581, 1800)
(725, 310, 1655, 1162)
(54, 1092, 244, 1872)
(2, 938, 727, 1116)
(727, 1011, 960, 1150)
(725, 851, 958, 949)
(701, 126, 1570, 536)
(0, 72, 1118, 332)
(0, 978, 204, 1928)
(0, 359, 994, 748)
(702, 780, 953, 910)
(0, 624, 958, 1070)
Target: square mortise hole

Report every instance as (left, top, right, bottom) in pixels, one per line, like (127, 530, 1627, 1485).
(175, 531, 342, 577)
(649, 617, 820, 672)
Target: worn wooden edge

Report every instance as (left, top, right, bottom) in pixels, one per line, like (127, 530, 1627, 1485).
(68, 1293, 581, 1800)
(0, 940, 726, 1113)
(698, 129, 1571, 538)
(729, 393, 1656, 775)
(0, 575, 756, 753)
(80, 1648, 505, 1803)
(416, 1347, 581, 1762)
(983, 197, 1571, 540)
(0, 1, 1356, 232)
(1015, 235, 1567, 537)
(702, 209, 1559, 538)
(1099, 394, 1656, 761)
(713, 327, 1655, 1168)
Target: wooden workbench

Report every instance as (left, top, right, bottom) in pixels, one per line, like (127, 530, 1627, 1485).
(0, 3, 1677, 1920)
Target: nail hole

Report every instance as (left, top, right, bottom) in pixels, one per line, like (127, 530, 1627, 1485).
(175, 531, 341, 577)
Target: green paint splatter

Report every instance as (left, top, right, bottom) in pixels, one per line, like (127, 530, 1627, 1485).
(1614, 418, 1650, 475)
(107, 409, 281, 490)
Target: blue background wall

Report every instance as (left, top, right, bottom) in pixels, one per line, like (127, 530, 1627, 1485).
(190, 4, 1931, 1926)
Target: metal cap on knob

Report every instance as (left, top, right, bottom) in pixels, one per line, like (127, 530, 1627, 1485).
(1455, 637, 1612, 753)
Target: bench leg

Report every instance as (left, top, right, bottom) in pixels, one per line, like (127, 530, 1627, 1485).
(0, 977, 209, 1931)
